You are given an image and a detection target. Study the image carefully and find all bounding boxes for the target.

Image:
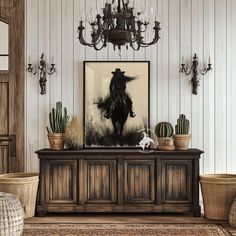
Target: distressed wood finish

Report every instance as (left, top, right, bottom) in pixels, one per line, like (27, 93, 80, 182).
(0, 0, 24, 173)
(124, 160, 155, 204)
(45, 160, 77, 204)
(83, 159, 117, 204)
(36, 149, 203, 217)
(162, 160, 192, 203)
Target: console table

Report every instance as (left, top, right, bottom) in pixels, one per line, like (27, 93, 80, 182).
(35, 149, 203, 216)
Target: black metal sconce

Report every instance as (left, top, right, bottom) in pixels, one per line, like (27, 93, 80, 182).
(180, 53, 212, 95)
(27, 54, 56, 95)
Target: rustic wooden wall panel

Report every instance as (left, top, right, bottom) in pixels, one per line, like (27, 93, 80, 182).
(0, 146, 8, 174)
(0, 82, 8, 135)
(25, 0, 236, 175)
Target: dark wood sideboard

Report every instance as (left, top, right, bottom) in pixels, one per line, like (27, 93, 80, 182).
(35, 149, 203, 217)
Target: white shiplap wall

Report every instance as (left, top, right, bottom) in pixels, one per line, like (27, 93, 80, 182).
(25, 0, 236, 173)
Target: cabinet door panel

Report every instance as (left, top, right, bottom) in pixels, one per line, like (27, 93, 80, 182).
(46, 160, 77, 204)
(124, 160, 155, 204)
(84, 160, 117, 204)
(162, 160, 192, 203)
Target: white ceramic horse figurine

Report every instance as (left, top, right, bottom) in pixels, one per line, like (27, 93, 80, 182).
(139, 132, 154, 150)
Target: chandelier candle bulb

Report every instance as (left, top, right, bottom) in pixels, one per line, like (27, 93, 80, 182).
(77, 0, 161, 51)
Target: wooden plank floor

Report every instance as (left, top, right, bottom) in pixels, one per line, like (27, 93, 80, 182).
(25, 213, 236, 234)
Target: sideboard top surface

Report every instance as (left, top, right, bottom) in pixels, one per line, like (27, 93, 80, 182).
(35, 148, 204, 157)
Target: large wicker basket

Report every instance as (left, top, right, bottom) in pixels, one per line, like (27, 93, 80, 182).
(0, 192, 24, 236)
(0, 173, 39, 218)
(200, 174, 236, 220)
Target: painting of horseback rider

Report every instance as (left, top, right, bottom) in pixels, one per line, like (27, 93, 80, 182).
(84, 61, 149, 147)
(96, 68, 136, 135)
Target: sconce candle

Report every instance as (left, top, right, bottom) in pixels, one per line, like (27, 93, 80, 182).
(180, 53, 212, 95)
(26, 54, 56, 95)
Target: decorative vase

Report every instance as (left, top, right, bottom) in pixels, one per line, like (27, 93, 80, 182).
(174, 134, 191, 150)
(48, 133, 65, 150)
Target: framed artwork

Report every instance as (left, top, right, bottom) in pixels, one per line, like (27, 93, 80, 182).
(83, 61, 150, 148)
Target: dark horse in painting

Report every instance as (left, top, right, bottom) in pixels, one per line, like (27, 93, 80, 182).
(96, 68, 136, 135)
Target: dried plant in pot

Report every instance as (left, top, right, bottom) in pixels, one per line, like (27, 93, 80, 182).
(174, 114, 191, 150)
(65, 116, 83, 150)
(155, 122, 175, 151)
(46, 102, 69, 150)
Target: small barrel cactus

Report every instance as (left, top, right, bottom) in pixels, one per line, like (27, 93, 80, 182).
(175, 114, 190, 134)
(47, 101, 69, 133)
(155, 122, 174, 138)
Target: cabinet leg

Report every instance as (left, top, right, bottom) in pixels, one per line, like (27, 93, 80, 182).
(37, 211, 46, 217)
(193, 205, 201, 217)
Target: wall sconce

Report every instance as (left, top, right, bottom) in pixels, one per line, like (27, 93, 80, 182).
(180, 53, 212, 95)
(27, 54, 56, 95)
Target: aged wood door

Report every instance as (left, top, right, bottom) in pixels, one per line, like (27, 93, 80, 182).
(45, 160, 77, 204)
(124, 160, 155, 204)
(0, 0, 24, 173)
(82, 159, 117, 204)
(161, 160, 192, 203)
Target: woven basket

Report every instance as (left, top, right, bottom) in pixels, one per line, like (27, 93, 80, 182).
(0, 192, 24, 236)
(229, 198, 236, 227)
(0, 173, 39, 218)
(200, 174, 236, 220)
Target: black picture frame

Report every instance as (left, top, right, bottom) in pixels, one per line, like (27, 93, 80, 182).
(83, 61, 150, 148)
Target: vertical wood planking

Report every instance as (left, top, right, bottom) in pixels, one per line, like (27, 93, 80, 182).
(146, 0, 158, 129)
(203, 0, 215, 173)
(61, 0, 74, 114)
(96, 0, 109, 61)
(157, 0, 169, 122)
(84, 0, 97, 61)
(214, 0, 227, 172)
(168, 0, 180, 125)
(25, 0, 236, 174)
(191, 0, 204, 173)
(74, 0, 85, 120)
(179, 0, 192, 137)
(26, 0, 39, 172)
(133, 0, 146, 61)
(226, 0, 236, 173)
(50, 0, 62, 105)
(38, 0, 50, 152)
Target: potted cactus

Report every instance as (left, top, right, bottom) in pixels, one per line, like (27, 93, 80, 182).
(155, 122, 175, 151)
(46, 101, 69, 150)
(174, 114, 191, 150)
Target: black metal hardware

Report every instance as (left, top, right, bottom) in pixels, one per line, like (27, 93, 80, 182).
(180, 53, 212, 95)
(77, 0, 161, 51)
(26, 54, 56, 95)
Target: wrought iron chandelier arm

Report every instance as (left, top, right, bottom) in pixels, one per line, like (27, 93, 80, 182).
(139, 21, 161, 47)
(180, 64, 192, 76)
(78, 23, 96, 47)
(200, 63, 212, 75)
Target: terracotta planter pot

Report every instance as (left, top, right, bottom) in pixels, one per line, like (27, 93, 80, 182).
(174, 134, 191, 150)
(157, 137, 174, 146)
(47, 133, 65, 150)
(157, 138, 175, 151)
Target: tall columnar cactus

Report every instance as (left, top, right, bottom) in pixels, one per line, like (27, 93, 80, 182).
(47, 102, 68, 133)
(155, 122, 174, 138)
(175, 114, 190, 134)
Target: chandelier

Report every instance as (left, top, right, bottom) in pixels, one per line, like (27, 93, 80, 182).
(77, 0, 161, 51)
